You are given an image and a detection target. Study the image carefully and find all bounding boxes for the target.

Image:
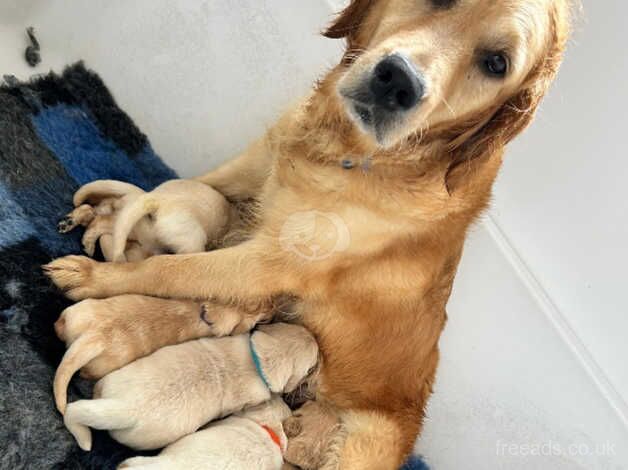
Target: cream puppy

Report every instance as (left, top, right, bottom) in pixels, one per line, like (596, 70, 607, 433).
(64, 323, 318, 451)
(59, 179, 233, 262)
(118, 396, 291, 470)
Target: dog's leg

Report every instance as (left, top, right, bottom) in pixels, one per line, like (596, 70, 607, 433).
(44, 239, 296, 302)
(98, 233, 116, 261)
(58, 204, 96, 233)
(330, 409, 418, 470)
(82, 215, 115, 258)
(195, 136, 273, 200)
(65, 399, 136, 451)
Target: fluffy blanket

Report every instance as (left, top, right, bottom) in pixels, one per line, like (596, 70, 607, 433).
(0, 63, 428, 470)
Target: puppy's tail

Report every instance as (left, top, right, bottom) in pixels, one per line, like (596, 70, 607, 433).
(65, 399, 136, 451)
(54, 335, 104, 414)
(73, 180, 143, 207)
(111, 194, 159, 262)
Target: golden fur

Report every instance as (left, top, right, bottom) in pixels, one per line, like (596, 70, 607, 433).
(46, 1, 571, 467)
(283, 400, 342, 469)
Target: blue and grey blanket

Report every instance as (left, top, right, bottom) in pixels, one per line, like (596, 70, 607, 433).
(0, 63, 428, 470)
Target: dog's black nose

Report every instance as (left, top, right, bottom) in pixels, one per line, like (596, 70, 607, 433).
(370, 55, 424, 112)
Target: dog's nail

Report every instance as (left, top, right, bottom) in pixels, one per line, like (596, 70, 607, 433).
(200, 305, 213, 327)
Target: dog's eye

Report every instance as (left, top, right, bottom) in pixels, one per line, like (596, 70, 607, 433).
(430, 0, 456, 8)
(482, 52, 509, 77)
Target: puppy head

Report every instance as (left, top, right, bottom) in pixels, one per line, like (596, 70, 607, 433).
(250, 323, 319, 393)
(283, 401, 341, 470)
(326, 0, 572, 155)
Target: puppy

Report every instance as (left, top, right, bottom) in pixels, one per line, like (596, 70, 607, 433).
(54, 295, 215, 414)
(63, 323, 318, 451)
(283, 401, 342, 470)
(59, 179, 233, 261)
(118, 396, 291, 470)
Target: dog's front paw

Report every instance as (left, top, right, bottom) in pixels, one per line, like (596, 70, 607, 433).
(200, 302, 241, 337)
(43, 256, 99, 300)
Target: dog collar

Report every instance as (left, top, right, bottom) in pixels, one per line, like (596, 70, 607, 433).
(260, 424, 282, 452)
(249, 334, 271, 390)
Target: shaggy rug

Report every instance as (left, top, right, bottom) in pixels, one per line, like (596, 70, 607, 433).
(0, 63, 428, 470)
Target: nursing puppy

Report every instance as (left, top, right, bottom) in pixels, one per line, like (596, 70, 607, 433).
(59, 179, 233, 262)
(63, 323, 318, 451)
(283, 401, 342, 470)
(53, 295, 272, 414)
(118, 396, 291, 470)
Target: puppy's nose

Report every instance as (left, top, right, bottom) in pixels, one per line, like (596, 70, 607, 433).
(370, 55, 424, 111)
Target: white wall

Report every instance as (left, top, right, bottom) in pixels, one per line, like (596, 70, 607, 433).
(1, 1, 627, 468)
(0, 0, 343, 177)
(491, 0, 628, 421)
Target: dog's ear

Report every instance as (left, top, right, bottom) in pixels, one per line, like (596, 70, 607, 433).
(444, 85, 541, 193)
(444, 3, 570, 193)
(323, 0, 374, 56)
(250, 330, 293, 393)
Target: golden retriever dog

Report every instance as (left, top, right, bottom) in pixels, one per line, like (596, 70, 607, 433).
(45, 0, 571, 467)
(59, 179, 233, 262)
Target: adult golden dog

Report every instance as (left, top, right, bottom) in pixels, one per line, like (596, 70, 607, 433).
(46, 0, 571, 467)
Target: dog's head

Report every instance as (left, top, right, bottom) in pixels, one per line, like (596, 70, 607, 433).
(251, 323, 319, 393)
(327, 0, 571, 161)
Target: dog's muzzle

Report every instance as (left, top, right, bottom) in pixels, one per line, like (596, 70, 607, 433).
(341, 54, 425, 142)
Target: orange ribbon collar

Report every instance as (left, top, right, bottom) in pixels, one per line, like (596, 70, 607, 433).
(260, 424, 282, 452)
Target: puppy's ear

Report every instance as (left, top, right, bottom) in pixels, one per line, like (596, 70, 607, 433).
(323, 0, 374, 58)
(444, 4, 569, 193)
(250, 330, 293, 393)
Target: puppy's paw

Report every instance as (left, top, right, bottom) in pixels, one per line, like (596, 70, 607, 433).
(58, 216, 77, 234)
(59, 205, 96, 233)
(117, 457, 156, 469)
(43, 256, 98, 300)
